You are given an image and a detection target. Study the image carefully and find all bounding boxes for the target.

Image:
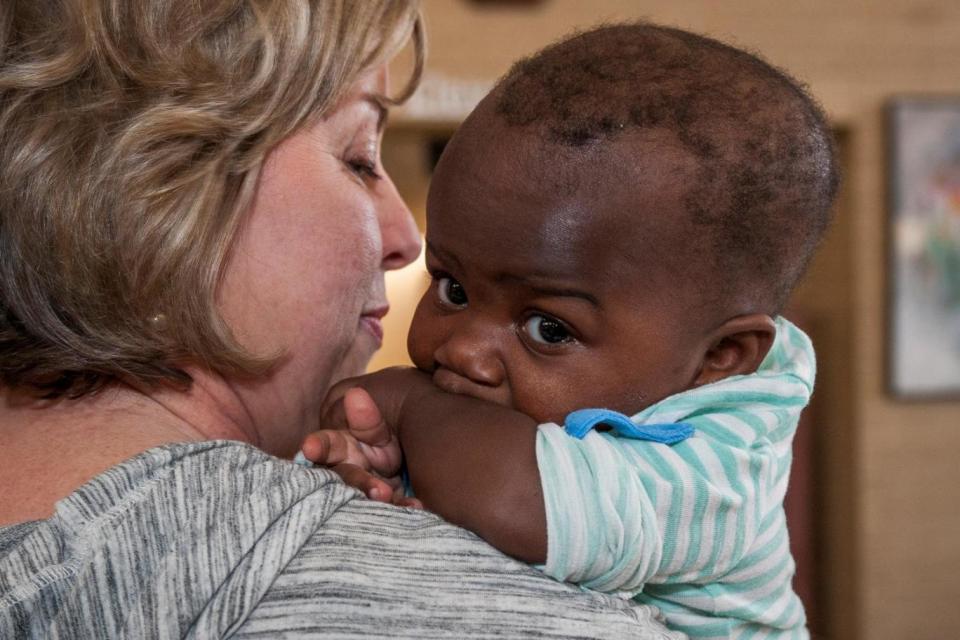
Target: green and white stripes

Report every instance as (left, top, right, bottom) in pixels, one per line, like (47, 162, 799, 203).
(537, 316, 813, 639)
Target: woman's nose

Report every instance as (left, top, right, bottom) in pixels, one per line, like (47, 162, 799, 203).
(378, 174, 422, 270)
(433, 323, 506, 387)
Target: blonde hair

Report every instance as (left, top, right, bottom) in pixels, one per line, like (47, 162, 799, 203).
(0, 0, 423, 397)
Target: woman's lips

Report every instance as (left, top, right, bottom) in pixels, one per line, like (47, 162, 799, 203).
(360, 306, 388, 346)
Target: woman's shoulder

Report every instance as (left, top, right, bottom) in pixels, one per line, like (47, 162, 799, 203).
(2, 441, 683, 639)
(54, 439, 357, 541)
(69, 439, 348, 509)
(0, 440, 360, 638)
(238, 497, 685, 639)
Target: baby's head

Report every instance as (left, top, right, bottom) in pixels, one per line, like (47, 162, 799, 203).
(407, 23, 839, 424)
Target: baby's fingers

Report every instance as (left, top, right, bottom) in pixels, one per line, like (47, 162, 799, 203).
(392, 492, 424, 510)
(301, 430, 368, 469)
(343, 388, 393, 446)
(332, 463, 394, 503)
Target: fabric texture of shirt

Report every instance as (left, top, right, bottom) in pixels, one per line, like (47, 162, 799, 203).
(537, 316, 813, 639)
(0, 440, 685, 639)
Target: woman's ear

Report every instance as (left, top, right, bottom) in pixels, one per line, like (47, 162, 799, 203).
(693, 314, 777, 387)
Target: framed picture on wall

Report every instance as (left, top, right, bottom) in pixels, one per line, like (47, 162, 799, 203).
(887, 97, 960, 398)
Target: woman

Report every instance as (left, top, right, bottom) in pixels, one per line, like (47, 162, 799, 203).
(0, 1, 680, 637)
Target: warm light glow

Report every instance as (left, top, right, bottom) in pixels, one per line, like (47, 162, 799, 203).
(367, 238, 430, 370)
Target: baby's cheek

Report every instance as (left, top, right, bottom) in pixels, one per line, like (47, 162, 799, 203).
(406, 299, 438, 371)
(511, 380, 581, 426)
(513, 371, 650, 425)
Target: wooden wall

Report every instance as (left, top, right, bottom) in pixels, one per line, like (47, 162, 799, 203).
(376, 2, 960, 637)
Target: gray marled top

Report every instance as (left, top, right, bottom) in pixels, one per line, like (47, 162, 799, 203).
(0, 440, 684, 639)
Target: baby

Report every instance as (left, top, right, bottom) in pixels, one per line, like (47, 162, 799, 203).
(301, 23, 838, 640)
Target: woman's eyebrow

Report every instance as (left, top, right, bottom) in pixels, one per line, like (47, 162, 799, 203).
(364, 94, 389, 132)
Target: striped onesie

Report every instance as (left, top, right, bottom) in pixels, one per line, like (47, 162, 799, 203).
(537, 316, 812, 639)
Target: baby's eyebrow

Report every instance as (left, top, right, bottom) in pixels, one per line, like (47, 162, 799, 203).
(521, 281, 601, 308)
(425, 242, 465, 272)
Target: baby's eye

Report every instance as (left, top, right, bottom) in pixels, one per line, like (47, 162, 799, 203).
(437, 276, 468, 308)
(524, 315, 572, 345)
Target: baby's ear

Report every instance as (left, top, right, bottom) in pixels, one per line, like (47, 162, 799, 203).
(693, 314, 776, 387)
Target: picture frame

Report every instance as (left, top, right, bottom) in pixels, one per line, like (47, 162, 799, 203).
(887, 97, 960, 398)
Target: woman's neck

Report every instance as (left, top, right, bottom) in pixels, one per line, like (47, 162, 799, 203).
(0, 374, 259, 525)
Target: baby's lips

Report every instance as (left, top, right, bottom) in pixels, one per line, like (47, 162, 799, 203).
(431, 367, 511, 407)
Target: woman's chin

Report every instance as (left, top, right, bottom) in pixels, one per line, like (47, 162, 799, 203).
(330, 339, 378, 383)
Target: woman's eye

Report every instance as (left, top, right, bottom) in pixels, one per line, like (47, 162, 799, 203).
(437, 276, 468, 308)
(524, 315, 572, 345)
(347, 158, 382, 181)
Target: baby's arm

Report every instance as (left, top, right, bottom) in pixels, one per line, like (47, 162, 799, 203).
(314, 368, 780, 597)
(314, 368, 547, 564)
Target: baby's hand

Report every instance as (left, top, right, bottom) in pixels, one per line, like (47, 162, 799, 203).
(302, 387, 422, 509)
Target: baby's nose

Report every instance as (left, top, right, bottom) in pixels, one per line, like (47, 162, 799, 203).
(433, 329, 506, 388)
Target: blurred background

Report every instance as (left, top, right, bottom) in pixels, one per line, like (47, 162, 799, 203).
(371, 2, 960, 638)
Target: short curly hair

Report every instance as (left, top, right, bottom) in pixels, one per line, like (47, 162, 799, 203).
(0, 0, 423, 398)
(494, 23, 840, 313)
